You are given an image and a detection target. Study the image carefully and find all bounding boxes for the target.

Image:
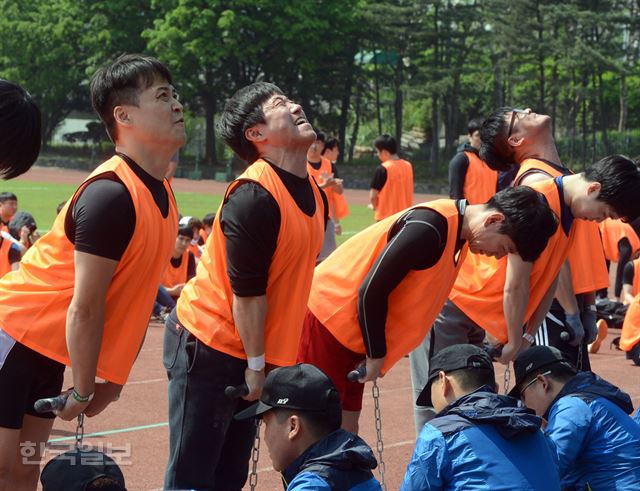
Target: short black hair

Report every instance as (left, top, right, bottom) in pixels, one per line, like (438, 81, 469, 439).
(178, 225, 193, 238)
(487, 186, 559, 262)
(273, 405, 342, 441)
(468, 118, 483, 135)
(202, 212, 215, 227)
(0, 80, 41, 179)
(0, 192, 17, 203)
(56, 201, 66, 215)
(217, 82, 284, 163)
(479, 107, 514, 171)
(187, 217, 203, 230)
(374, 134, 397, 154)
(584, 154, 640, 222)
(448, 367, 495, 393)
(315, 131, 326, 144)
(322, 137, 339, 155)
(90, 54, 173, 142)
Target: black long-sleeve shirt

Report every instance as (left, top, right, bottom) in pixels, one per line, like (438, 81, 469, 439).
(357, 201, 466, 358)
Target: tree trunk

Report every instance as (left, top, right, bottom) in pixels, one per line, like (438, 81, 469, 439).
(618, 72, 627, 132)
(581, 72, 588, 169)
(203, 92, 217, 166)
(338, 55, 355, 165)
(536, 0, 545, 112)
(394, 57, 403, 150)
(492, 52, 503, 108)
(348, 91, 361, 163)
(597, 70, 609, 155)
(430, 93, 440, 176)
(374, 48, 383, 136)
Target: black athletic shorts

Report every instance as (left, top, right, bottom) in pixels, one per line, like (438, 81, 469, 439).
(0, 339, 65, 429)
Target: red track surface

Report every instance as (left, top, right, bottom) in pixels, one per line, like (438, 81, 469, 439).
(15, 167, 639, 490)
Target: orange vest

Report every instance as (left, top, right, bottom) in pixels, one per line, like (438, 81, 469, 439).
(0, 237, 12, 278)
(621, 294, 640, 351)
(0, 155, 178, 384)
(307, 157, 349, 221)
(309, 200, 467, 374)
(599, 218, 640, 262)
(162, 250, 190, 290)
(462, 151, 498, 204)
(374, 159, 413, 221)
(176, 160, 325, 366)
(516, 159, 609, 293)
(450, 178, 573, 343)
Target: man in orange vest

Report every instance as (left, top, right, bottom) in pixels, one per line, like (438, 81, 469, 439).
(448, 118, 498, 205)
(369, 134, 413, 220)
(0, 54, 183, 489)
(163, 82, 326, 490)
(410, 109, 640, 429)
(299, 185, 557, 433)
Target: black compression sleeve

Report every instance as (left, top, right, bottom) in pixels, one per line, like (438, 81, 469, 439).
(448, 153, 470, 199)
(67, 178, 135, 261)
(615, 238, 632, 297)
(622, 260, 635, 287)
(220, 182, 280, 297)
(8, 244, 21, 264)
(331, 163, 340, 179)
(357, 208, 448, 358)
(370, 166, 387, 191)
(186, 251, 196, 280)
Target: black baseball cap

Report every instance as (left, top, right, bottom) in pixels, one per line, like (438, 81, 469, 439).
(40, 449, 126, 490)
(509, 345, 576, 398)
(235, 363, 341, 420)
(416, 344, 494, 407)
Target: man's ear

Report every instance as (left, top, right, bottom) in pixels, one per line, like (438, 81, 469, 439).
(507, 135, 525, 148)
(586, 181, 602, 197)
(113, 106, 131, 127)
(288, 414, 302, 440)
(245, 125, 266, 143)
(483, 212, 505, 228)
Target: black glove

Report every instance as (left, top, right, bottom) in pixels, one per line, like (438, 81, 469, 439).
(564, 313, 585, 347)
(580, 308, 598, 345)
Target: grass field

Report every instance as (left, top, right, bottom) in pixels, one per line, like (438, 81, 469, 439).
(0, 180, 376, 244)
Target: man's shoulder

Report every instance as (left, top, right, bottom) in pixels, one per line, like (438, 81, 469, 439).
(287, 471, 331, 490)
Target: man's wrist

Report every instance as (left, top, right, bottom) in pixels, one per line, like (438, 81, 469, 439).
(247, 354, 265, 371)
(523, 332, 535, 344)
(72, 388, 94, 403)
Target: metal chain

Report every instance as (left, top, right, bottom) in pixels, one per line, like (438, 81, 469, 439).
(372, 381, 387, 491)
(249, 418, 262, 491)
(75, 413, 85, 449)
(577, 342, 583, 371)
(503, 364, 511, 394)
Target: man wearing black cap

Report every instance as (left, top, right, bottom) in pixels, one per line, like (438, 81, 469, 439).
(40, 449, 125, 490)
(401, 344, 559, 491)
(235, 363, 381, 490)
(512, 345, 640, 490)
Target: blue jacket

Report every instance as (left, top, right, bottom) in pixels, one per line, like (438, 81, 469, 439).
(282, 429, 381, 491)
(401, 386, 560, 491)
(544, 371, 640, 490)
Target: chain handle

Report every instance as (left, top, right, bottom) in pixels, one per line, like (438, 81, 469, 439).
(372, 381, 387, 491)
(503, 364, 511, 394)
(75, 413, 85, 449)
(249, 418, 262, 491)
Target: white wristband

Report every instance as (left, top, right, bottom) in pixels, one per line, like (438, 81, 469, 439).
(523, 333, 535, 344)
(247, 354, 265, 371)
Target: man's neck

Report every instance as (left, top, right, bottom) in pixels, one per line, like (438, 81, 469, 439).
(459, 203, 480, 242)
(306, 151, 322, 163)
(260, 146, 309, 178)
(517, 138, 561, 167)
(558, 174, 583, 209)
(115, 140, 176, 181)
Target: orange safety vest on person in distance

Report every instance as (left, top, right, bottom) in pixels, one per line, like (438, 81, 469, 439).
(462, 151, 498, 205)
(0, 237, 13, 278)
(176, 159, 325, 366)
(621, 294, 640, 352)
(308, 200, 467, 374)
(449, 178, 572, 343)
(162, 250, 190, 291)
(515, 159, 609, 294)
(374, 159, 413, 221)
(307, 157, 349, 221)
(600, 218, 640, 263)
(0, 155, 178, 384)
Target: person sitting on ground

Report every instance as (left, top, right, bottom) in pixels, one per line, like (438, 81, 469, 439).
(511, 345, 640, 490)
(0, 192, 18, 233)
(401, 344, 560, 491)
(235, 363, 381, 490)
(8, 210, 39, 251)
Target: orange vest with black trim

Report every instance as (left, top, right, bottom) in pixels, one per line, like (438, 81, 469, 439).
(307, 157, 349, 221)
(0, 237, 12, 278)
(374, 159, 413, 221)
(600, 218, 640, 262)
(309, 200, 467, 374)
(449, 178, 573, 343)
(0, 155, 178, 384)
(462, 151, 498, 204)
(176, 159, 325, 366)
(621, 293, 640, 351)
(162, 250, 190, 290)
(188, 242, 201, 259)
(516, 159, 609, 294)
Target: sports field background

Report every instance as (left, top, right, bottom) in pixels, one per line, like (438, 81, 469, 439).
(0, 179, 377, 245)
